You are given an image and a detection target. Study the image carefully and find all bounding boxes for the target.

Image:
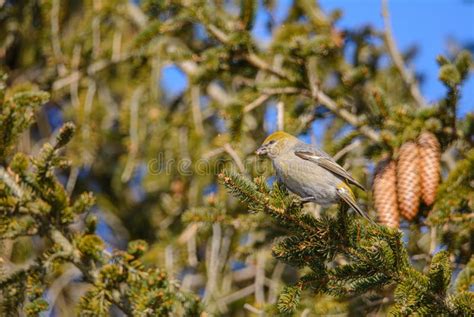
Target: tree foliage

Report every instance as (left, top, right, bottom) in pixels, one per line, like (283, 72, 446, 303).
(0, 0, 472, 315)
(220, 170, 472, 315)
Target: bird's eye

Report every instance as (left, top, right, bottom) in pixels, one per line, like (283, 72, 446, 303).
(268, 140, 276, 145)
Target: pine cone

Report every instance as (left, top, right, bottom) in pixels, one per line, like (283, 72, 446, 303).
(418, 132, 441, 206)
(397, 142, 421, 221)
(373, 158, 399, 228)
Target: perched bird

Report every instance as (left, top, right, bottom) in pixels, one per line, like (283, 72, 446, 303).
(256, 131, 374, 223)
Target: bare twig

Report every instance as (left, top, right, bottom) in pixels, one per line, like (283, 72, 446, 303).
(126, 2, 148, 27)
(180, 60, 236, 119)
(223, 143, 246, 174)
(267, 261, 285, 304)
(122, 86, 144, 182)
(50, 0, 67, 76)
(66, 166, 79, 194)
(54, 71, 81, 91)
(47, 229, 133, 316)
(0, 257, 37, 287)
(91, 13, 101, 59)
(165, 245, 175, 277)
(206, 83, 234, 106)
(49, 229, 75, 258)
(441, 145, 457, 171)
(298, 0, 330, 30)
(81, 80, 97, 163)
(217, 228, 233, 274)
(179, 126, 191, 160)
(178, 223, 199, 244)
(244, 303, 263, 315)
(277, 101, 284, 131)
(191, 85, 205, 135)
(306, 56, 320, 95)
(187, 232, 199, 267)
(382, 0, 426, 108)
(180, 273, 204, 291)
(257, 56, 380, 141)
(202, 147, 226, 160)
(246, 53, 290, 79)
(52, 53, 133, 91)
(260, 87, 301, 95)
(311, 88, 381, 142)
(244, 94, 270, 113)
(306, 56, 380, 142)
(0, 167, 23, 198)
(221, 284, 255, 304)
(232, 266, 256, 282)
(98, 85, 120, 129)
(201, 21, 381, 142)
(255, 250, 266, 305)
(70, 44, 82, 109)
(207, 24, 230, 43)
(333, 139, 362, 162)
(43, 266, 82, 316)
(429, 226, 437, 255)
(204, 223, 222, 303)
(112, 31, 122, 62)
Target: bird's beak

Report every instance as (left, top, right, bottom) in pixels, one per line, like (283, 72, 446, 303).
(255, 145, 268, 156)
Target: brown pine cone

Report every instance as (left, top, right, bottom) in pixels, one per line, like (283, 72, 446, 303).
(417, 132, 441, 206)
(373, 158, 399, 228)
(396, 142, 421, 220)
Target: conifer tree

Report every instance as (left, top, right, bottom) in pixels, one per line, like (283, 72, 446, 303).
(0, 80, 200, 315)
(0, 0, 473, 315)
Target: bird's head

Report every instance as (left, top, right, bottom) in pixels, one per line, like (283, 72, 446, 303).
(255, 131, 298, 159)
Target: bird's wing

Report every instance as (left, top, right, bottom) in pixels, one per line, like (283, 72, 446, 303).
(336, 184, 375, 224)
(294, 149, 366, 191)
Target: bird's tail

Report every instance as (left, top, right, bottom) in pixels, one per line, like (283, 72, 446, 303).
(337, 187, 377, 225)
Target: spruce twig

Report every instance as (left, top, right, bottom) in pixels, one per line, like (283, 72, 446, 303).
(220, 169, 466, 314)
(200, 18, 382, 142)
(218, 171, 319, 234)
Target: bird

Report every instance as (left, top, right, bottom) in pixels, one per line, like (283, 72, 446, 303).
(255, 131, 374, 223)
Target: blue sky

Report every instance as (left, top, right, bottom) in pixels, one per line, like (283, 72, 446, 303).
(318, 0, 474, 116)
(161, 0, 474, 122)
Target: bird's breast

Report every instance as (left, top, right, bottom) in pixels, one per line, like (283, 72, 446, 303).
(273, 156, 339, 204)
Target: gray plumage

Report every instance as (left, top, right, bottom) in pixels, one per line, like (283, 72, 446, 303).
(256, 131, 375, 223)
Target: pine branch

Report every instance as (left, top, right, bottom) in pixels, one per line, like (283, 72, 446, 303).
(0, 115, 200, 315)
(193, 12, 382, 143)
(218, 170, 318, 233)
(220, 169, 471, 315)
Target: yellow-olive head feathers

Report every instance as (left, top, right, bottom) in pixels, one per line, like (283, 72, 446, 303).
(262, 131, 296, 145)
